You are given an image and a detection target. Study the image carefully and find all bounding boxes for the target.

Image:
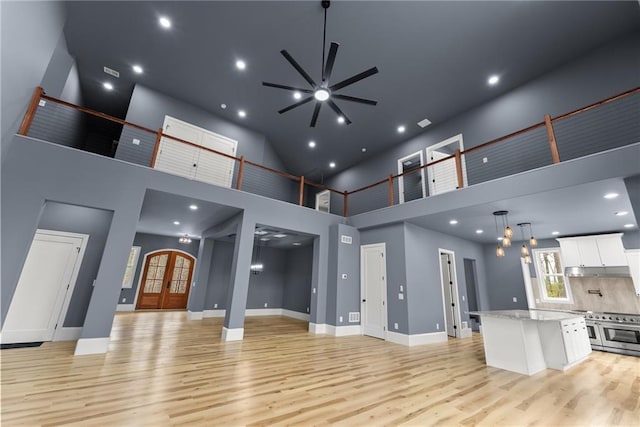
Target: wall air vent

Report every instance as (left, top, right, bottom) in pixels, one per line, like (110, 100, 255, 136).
(417, 117, 432, 128)
(348, 312, 360, 323)
(341, 235, 353, 244)
(103, 66, 120, 78)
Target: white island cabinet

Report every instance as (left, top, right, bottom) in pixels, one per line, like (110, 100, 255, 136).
(471, 310, 591, 376)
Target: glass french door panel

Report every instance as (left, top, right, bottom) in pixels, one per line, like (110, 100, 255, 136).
(169, 256, 191, 294)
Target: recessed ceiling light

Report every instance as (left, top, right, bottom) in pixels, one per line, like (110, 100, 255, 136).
(551, 231, 560, 236)
(189, 204, 198, 210)
(624, 224, 635, 228)
(103, 82, 113, 91)
(314, 89, 330, 101)
(238, 110, 246, 118)
(254, 230, 268, 235)
(361, 147, 367, 152)
(273, 234, 287, 238)
(615, 211, 629, 216)
(329, 162, 336, 168)
(337, 116, 345, 124)
(475, 229, 483, 234)
(132, 65, 143, 74)
(220, 104, 227, 109)
(260, 238, 270, 241)
(292, 242, 302, 246)
(397, 125, 406, 133)
(159, 16, 171, 29)
(604, 193, 619, 199)
(235, 59, 246, 70)
(449, 219, 458, 225)
(173, 221, 180, 225)
(293, 92, 302, 100)
(487, 75, 500, 86)
(308, 140, 316, 148)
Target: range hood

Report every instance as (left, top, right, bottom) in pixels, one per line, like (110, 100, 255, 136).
(565, 266, 631, 278)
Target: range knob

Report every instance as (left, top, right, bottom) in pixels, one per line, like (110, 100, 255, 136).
(623, 318, 627, 321)
(595, 315, 599, 319)
(616, 317, 620, 321)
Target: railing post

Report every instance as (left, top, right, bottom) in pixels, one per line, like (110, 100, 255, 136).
(544, 114, 561, 164)
(388, 175, 394, 206)
(18, 86, 44, 136)
(454, 149, 464, 189)
(149, 128, 163, 168)
(343, 191, 349, 217)
(299, 176, 305, 206)
(236, 155, 246, 190)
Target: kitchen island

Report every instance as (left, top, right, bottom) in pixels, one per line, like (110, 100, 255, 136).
(471, 310, 591, 375)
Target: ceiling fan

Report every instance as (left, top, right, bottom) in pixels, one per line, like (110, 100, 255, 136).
(262, 0, 379, 127)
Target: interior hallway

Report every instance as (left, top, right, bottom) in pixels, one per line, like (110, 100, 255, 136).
(1, 312, 638, 426)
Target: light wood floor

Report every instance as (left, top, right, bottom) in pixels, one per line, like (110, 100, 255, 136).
(2, 312, 639, 426)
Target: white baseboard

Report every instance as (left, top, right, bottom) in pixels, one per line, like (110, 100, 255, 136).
(74, 337, 110, 355)
(309, 323, 327, 334)
(460, 327, 473, 338)
(281, 309, 310, 321)
(245, 308, 281, 316)
(327, 324, 362, 337)
(221, 327, 244, 341)
(386, 330, 448, 347)
(116, 304, 135, 312)
(53, 327, 82, 341)
(187, 311, 204, 320)
(203, 309, 226, 318)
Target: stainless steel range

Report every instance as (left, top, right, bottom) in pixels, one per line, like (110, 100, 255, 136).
(584, 312, 640, 356)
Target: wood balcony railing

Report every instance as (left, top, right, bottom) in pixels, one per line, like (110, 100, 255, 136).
(18, 86, 640, 217)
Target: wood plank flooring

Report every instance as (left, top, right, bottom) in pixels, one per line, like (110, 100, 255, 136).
(2, 312, 639, 426)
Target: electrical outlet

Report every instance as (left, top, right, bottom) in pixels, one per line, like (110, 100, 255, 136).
(483, 157, 488, 163)
(512, 297, 518, 303)
(306, 307, 309, 313)
(394, 323, 399, 330)
(264, 303, 268, 308)
(339, 316, 343, 323)
(398, 293, 404, 300)
(121, 298, 126, 303)
(214, 303, 218, 308)
(436, 323, 440, 330)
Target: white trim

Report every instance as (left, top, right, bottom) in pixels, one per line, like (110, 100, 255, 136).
(187, 311, 204, 320)
(245, 308, 281, 316)
(121, 246, 141, 288)
(521, 257, 536, 309)
(221, 327, 244, 341)
(532, 247, 573, 304)
(74, 337, 110, 355)
(360, 243, 388, 339)
(386, 331, 449, 346)
(459, 328, 473, 339)
(425, 133, 467, 195)
(309, 323, 328, 334)
(132, 248, 197, 310)
(315, 189, 331, 213)
(203, 309, 226, 318)
(116, 304, 135, 312)
(397, 150, 426, 204)
(438, 248, 463, 339)
(326, 325, 362, 337)
(282, 309, 310, 321)
(53, 327, 82, 341)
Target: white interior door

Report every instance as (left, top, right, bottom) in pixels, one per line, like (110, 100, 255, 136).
(426, 134, 467, 195)
(439, 250, 461, 338)
(315, 190, 330, 213)
(155, 117, 201, 179)
(195, 132, 237, 188)
(1, 230, 87, 343)
(361, 243, 387, 339)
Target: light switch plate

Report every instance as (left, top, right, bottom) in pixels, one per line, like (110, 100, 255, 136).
(483, 157, 488, 163)
(400, 285, 403, 292)
(339, 316, 343, 323)
(39, 100, 46, 107)
(394, 323, 399, 330)
(132, 138, 140, 145)
(313, 288, 316, 294)
(512, 297, 518, 302)
(398, 293, 404, 300)
(214, 303, 218, 308)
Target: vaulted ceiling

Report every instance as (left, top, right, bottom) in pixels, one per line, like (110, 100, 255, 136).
(63, 1, 640, 177)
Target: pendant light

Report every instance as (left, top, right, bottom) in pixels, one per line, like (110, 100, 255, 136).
(493, 211, 505, 257)
(504, 212, 514, 239)
(528, 223, 538, 247)
(518, 223, 529, 257)
(179, 234, 192, 244)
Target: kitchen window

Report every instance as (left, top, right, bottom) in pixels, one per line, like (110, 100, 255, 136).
(533, 248, 572, 303)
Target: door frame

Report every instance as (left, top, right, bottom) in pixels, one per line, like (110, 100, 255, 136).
(360, 242, 388, 339)
(397, 150, 426, 204)
(438, 248, 463, 338)
(425, 133, 468, 194)
(315, 190, 330, 212)
(2, 229, 89, 343)
(133, 248, 197, 310)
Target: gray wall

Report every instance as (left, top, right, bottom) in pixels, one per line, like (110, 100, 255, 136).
(119, 232, 200, 306)
(328, 34, 640, 216)
(114, 84, 297, 203)
(283, 245, 313, 314)
(325, 224, 361, 326)
(37, 202, 113, 327)
(0, 0, 67, 156)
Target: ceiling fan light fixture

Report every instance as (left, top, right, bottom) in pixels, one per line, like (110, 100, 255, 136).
(314, 88, 330, 101)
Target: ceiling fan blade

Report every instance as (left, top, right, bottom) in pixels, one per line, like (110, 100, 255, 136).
(278, 96, 314, 114)
(263, 82, 313, 93)
(329, 66, 379, 92)
(332, 94, 378, 106)
(327, 100, 352, 125)
(323, 42, 339, 83)
(281, 50, 317, 88)
(310, 102, 322, 127)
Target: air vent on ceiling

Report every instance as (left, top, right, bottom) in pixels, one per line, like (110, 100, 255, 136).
(103, 66, 120, 78)
(417, 117, 432, 128)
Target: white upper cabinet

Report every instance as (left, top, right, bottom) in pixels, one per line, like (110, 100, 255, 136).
(557, 233, 627, 267)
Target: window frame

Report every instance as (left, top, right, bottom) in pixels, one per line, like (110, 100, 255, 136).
(532, 247, 573, 304)
(122, 246, 141, 288)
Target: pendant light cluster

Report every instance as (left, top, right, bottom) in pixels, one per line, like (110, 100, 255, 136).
(179, 234, 192, 244)
(493, 211, 537, 262)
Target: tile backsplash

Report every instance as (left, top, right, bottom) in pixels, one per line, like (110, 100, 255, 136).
(531, 276, 640, 314)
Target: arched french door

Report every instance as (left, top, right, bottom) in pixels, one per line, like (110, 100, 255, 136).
(136, 251, 195, 310)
